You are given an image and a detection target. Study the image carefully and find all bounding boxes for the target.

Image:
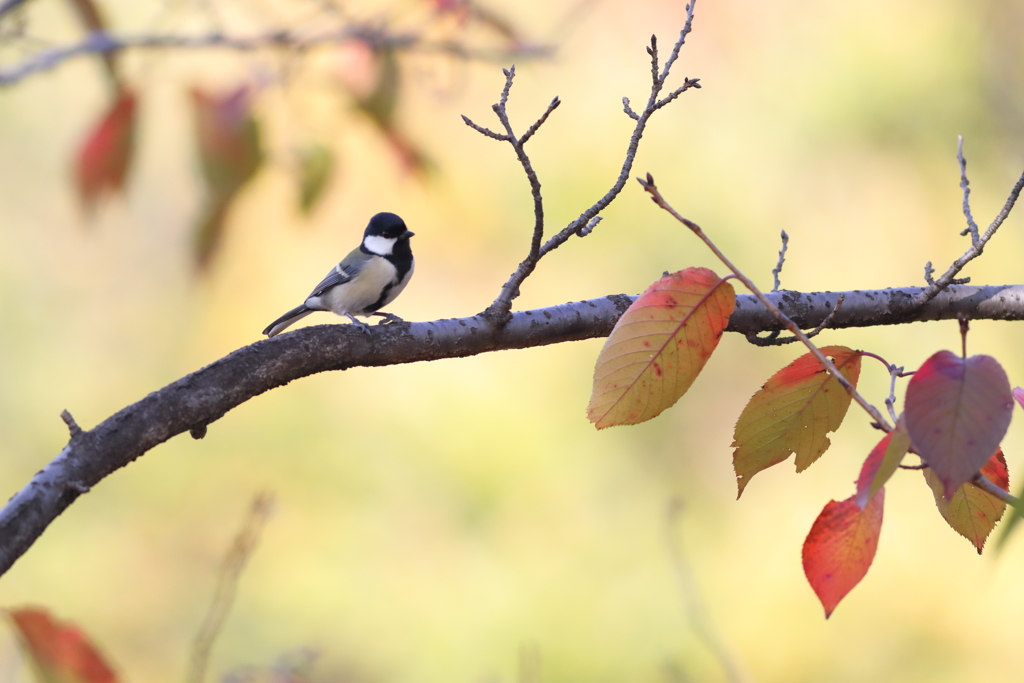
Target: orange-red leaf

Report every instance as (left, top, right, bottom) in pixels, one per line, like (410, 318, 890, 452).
(904, 351, 1013, 499)
(8, 608, 119, 683)
(802, 491, 884, 618)
(732, 346, 862, 497)
(855, 416, 910, 509)
(924, 449, 1009, 553)
(75, 89, 136, 215)
(587, 268, 735, 429)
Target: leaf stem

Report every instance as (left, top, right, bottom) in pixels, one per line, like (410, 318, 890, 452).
(638, 173, 893, 432)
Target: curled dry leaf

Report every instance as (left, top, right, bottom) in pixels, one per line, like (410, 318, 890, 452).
(732, 346, 862, 497)
(802, 491, 884, 619)
(587, 267, 735, 429)
(904, 351, 1013, 499)
(924, 448, 1009, 553)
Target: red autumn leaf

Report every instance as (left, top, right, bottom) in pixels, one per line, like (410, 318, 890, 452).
(904, 351, 1013, 499)
(924, 449, 1009, 553)
(587, 268, 735, 429)
(75, 88, 137, 215)
(732, 346, 862, 497)
(854, 416, 910, 509)
(190, 85, 263, 268)
(802, 490, 884, 618)
(8, 607, 119, 683)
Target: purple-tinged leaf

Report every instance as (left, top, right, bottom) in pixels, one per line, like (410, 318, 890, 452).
(904, 351, 1013, 499)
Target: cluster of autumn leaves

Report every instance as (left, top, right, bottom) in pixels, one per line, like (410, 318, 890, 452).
(68, 0, 535, 270)
(75, 65, 420, 269)
(588, 267, 1018, 617)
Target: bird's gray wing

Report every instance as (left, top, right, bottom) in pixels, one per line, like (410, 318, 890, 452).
(307, 256, 367, 298)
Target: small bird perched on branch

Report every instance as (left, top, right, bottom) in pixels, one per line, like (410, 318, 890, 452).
(263, 212, 415, 337)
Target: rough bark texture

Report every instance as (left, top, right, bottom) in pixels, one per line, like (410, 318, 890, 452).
(2, 283, 1023, 577)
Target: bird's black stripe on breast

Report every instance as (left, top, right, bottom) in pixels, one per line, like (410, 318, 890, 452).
(366, 282, 395, 313)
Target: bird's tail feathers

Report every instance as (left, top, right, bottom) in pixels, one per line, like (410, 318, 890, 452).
(263, 306, 314, 337)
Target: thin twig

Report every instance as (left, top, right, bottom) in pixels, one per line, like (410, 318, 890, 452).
(577, 215, 602, 237)
(538, 6, 700, 261)
(622, 96, 639, 121)
(468, 4, 701, 323)
(911, 142, 1024, 307)
(639, 173, 893, 432)
(460, 115, 507, 141)
(0, 27, 553, 86)
(664, 499, 751, 683)
(771, 230, 789, 292)
(744, 293, 844, 347)
(520, 96, 561, 145)
(972, 472, 1021, 508)
(958, 136, 980, 243)
(60, 410, 82, 439)
(884, 363, 904, 424)
(186, 492, 275, 683)
(466, 65, 556, 322)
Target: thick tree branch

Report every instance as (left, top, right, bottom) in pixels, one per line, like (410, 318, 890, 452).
(3, 282, 1024, 577)
(0, 27, 553, 87)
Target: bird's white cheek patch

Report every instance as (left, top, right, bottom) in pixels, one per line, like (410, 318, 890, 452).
(363, 235, 396, 255)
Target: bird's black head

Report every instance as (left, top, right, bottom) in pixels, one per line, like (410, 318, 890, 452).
(365, 212, 412, 240)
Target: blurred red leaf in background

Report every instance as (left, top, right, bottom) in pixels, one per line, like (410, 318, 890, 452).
(8, 607, 119, 683)
(75, 88, 137, 216)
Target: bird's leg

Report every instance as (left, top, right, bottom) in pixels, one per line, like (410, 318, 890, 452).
(370, 312, 405, 325)
(345, 313, 373, 334)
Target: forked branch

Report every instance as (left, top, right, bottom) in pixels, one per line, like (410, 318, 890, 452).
(912, 139, 1024, 307)
(463, 1, 702, 324)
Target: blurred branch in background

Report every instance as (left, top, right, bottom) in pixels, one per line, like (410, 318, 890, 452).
(187, 492, 276, 683)
(664, 499, 751, 683)
(0, 24, 552, 87)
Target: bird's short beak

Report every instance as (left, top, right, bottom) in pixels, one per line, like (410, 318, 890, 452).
(405, 230, 415, 238)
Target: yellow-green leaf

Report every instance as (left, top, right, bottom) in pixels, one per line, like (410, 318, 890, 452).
(587, 267, 735, 429)
(924, 448, 1009, 554)
(732, 346, 862, 497)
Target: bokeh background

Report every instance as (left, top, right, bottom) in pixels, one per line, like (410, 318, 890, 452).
(3, 0, 1024, 681)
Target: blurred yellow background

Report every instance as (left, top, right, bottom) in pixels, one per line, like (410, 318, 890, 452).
(3, 0, 1024, 681)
